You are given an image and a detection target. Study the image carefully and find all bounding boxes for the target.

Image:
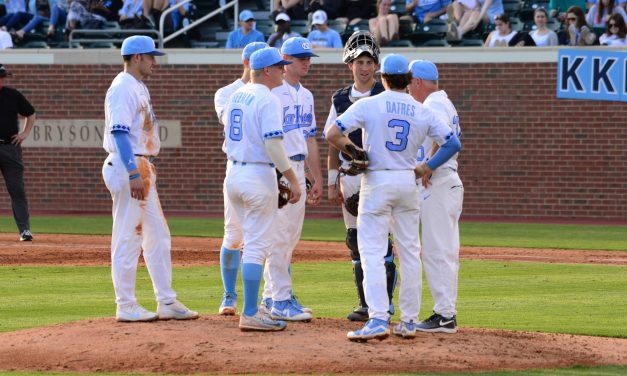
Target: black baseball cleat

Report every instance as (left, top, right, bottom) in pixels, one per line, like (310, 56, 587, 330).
(415, 313, 457, 334)
(347, 306, 369, 322)
(19, 230, 33, 242)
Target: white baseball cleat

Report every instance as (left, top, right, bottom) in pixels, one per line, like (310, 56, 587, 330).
(347, 318, 390, 342)
(157, 300, 199, 320)
(392, 320, 417, 338)
(239, 312, 287, 332)
(270, 299, 312, 322)
(116, 303, 158, 322)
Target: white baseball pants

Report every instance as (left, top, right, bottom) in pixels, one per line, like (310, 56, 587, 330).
(102, 153, 176, 308)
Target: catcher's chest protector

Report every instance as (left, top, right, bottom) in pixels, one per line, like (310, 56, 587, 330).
(332, 82, 385, 161)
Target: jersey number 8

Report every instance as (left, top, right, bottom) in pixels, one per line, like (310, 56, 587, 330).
(229, 109, 243, 141)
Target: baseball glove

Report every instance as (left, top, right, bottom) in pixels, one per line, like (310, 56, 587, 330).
(340, 144, 368, 176)
(276, 170, 291, 208)
(344, 192, 359, 217)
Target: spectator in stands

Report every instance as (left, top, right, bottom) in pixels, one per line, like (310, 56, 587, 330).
(599, 12, 626, 44)
(0, 0, 31, 30)
(549, 0, 587, 24)
(307, 9, 342, 47)
(341, 0, 374, 25)
(226, 9, 264, 48)
(169, 0, 193, 31)
(274, 0, 308, 20)
(305, 0, 343, 20)
(447, 0, 504, 39)
(67, 0, 106, 32)
(530, 7, 558, 45)
(268, 12, 301, 48)
(13, 0, 51, 40)
(369, 0, 399, 45)
(484, 12, 535, 46)
(45, 0, 69, 37)
(558, 5, 597, 44)
(92, 0, 123, 21)
(406, 0, 450, 25)
(0, 28, 12, 47)
(118, 0, 149, 28)
(586, 0, 626, 27)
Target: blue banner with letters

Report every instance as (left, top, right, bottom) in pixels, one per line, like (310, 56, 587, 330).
(557, 49, 627, 102)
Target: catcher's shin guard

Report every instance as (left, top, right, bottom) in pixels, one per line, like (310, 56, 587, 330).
(346, 228, 359, 259)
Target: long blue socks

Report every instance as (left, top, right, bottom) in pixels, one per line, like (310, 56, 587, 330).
(220, 247, 240, 294)
(241, 263, 263, 316)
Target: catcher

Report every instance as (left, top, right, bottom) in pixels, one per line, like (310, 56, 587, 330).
(323, 31, 397, 322)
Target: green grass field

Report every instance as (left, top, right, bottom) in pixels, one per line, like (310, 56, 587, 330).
(0, 216, 626, 375)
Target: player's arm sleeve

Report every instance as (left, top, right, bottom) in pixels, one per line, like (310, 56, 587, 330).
(307, 95, 318, 138)
(106, 85, 135, 135)
(322, 103, 337, 139)
(16, 91, 36, 117)
(335, 101, 363, 135)
(265, 138, 291, 173)
(424, 109, 461, 170)
(112, 132, 139, 173)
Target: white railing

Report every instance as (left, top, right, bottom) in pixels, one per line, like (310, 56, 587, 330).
(69, 29, 161, 48)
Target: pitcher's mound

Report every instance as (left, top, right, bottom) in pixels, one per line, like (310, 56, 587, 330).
(1, 316, 626, 374)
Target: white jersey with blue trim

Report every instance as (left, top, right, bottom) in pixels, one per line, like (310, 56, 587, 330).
(271, 80, 317, 157)
(222, 83, 284, 164)
(103, 72, 160, 156)
(214, 78, 245, 122)
(419, 90, 461, 171)
(335, 90, 452, 171)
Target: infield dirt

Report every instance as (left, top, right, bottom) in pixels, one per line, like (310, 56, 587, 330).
(0, 233, 626, 374)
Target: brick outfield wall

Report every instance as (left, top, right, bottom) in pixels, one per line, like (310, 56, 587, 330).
(1, 62, 626, 221)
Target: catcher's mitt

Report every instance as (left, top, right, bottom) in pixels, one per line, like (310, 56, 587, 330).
(340, 144, 368, 176)
(344, 192, 359, 217)
(276, 170, 291, 209)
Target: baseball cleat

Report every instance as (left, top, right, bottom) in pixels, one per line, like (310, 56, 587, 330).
(157, 300, 199, 320)
(19, 230, 33, 242)
(219, 292, 237, 315)
(392, 320, 417, 338)
(415, 313, 457, 334)
(270, 299, 312, 322)
(239, 312, 287, 331)
(347, 318, 390, 342)
(258, 297, 273, 316)
(347, 306, 369, 322)
(116, 303, 158, 322)
(290, 294, 312, 314)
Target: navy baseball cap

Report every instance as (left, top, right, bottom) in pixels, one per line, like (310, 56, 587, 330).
(281, 37, 318, 58)
(410, 59, 439, 80)
(242, 41, 268, 61)
(250, 47, 293, 70)
(239, 9, 255, 22)
(378, 54, 409, 74)
(0, 64, 12, 77)
(121, 35, 165, 56)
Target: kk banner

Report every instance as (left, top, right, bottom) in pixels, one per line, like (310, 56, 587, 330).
(557, 49, 627, 102)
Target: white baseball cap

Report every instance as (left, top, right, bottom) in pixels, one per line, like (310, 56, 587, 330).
(275, 12, 291, 23)
(312, 10, 327, 25)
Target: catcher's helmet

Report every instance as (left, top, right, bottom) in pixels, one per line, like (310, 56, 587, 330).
(342, 31, 380, 64)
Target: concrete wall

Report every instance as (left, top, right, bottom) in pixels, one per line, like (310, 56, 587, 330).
(1, 47, 625, 220)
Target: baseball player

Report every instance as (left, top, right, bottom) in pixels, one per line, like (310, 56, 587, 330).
(408, 60, 463, 334)
(258, 37, 323, 322)
(325, 53, 461, 342)
(222, 47, 302, 331)
(214, 41, 268, 316)
(323, 31, 397, 322)
(102, 35, 198, 322)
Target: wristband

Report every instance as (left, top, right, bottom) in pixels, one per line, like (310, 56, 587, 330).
(328, 169, 339, 186)
(129, 173, 140, 181)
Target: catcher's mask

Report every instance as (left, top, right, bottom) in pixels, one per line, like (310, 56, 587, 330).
(343, 31, 380, 65)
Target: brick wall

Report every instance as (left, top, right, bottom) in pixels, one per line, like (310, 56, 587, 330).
(2, 58, 626, 220)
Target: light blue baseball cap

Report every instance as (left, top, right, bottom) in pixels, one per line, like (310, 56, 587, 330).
(410, 59, 439, 80)
(121, 35, 165, 56)
(239, 9, 255, 22)
(250, 47, 293, 70)
(281, 37, 318, 58)
(379, 54, 409, 74)
(242, 41, 268, 61)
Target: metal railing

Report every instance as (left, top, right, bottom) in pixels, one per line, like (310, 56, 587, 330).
(69, 29, 161, 48)
(159, 0, 239, 48)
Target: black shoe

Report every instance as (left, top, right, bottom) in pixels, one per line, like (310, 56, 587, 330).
(347, 306, 369, 322)
(415, 313, 457, 333)
(19, 230, 33, 241)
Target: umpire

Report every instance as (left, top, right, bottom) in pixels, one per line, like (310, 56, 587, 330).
(0, 64, 35, 241)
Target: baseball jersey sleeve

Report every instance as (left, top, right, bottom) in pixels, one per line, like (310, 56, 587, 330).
(424, 107, 454, 146)
(260, 96, 284, 140)
(106, 85, 136, 133)
(335, 99, 365, 135)
(322, 103, 337, 139)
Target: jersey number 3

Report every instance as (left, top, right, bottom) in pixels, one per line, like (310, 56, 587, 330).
(385, 119, 410, 152)
(229, 109, 243, 141)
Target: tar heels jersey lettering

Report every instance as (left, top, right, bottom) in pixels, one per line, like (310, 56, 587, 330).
(272, 81, 317, 158)
(336, 90, 452, 171)
(418, 90, 461, 171)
